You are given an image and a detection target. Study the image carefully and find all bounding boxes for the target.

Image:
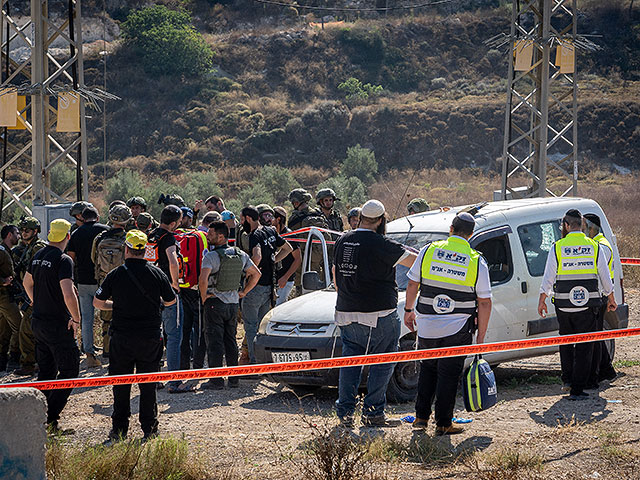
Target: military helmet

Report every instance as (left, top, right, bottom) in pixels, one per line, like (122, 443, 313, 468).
(136, 212, 154, 231)
(126, 196, 147, 209)
(288, 188, 312, 205)
(407, 198, 430, 214)
(347, 207, 361, 219)
(18, 216, 41, 231)
(109, 204, 132, 224)
(256, 204, 275, 215)
(316, 188, 340, 203)
(158, 193, 185, 208)
(69, 201, 92, 217)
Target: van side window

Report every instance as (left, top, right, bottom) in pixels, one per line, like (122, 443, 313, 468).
(517, 221, 561, 276)
(475, 235, 513, 285)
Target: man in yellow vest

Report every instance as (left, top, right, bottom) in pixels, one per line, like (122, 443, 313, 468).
(583, 213, 617, 386)
(538, 209, 616, 401)
(404, 212, 492, 435)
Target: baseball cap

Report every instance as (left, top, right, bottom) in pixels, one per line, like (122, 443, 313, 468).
(180, 207, 194, 219)
(48, 219, 71, 242)
(221, 210, 235, 221)
(361, 199, 385, 219)
(125, 229, 148, 250)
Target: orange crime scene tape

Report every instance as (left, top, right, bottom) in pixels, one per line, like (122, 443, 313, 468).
(2, 328, 640, 391)
(621, 258, 640, 265)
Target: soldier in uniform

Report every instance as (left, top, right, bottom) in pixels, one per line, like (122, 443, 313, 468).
(135, 212, 156, 234)
(126, 197, 150, 231)
(0, 225, 22, 372)
(12, 217, 47, 375)
(316, 188, 344, 232)
(407, 198, 430, 215)
(69, 201, 92, 234)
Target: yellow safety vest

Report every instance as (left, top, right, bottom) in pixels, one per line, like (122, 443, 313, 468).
(417, 236, 480, 315)
(593, 233, 614, 280)
(553, 232, 600, 308)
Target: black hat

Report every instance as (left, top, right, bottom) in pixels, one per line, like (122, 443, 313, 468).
(564, 209, 581, 220)
(583, 213, 601, 229)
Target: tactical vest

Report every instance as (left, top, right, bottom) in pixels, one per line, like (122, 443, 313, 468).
(553, 233, 601, 309)
(593, 233, 614, 280)
(209, 246, 244, 292)
(417, 236, 480, 316)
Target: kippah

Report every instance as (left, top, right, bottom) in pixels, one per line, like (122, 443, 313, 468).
(565, 209, 581, 219)
(452, 212, 475, 230)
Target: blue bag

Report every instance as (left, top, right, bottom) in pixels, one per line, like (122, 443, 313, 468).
(463, 354, 497, 412)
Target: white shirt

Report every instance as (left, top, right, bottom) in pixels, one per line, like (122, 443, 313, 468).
(539, 231, 614, 312)
(407, 238, 492, 339)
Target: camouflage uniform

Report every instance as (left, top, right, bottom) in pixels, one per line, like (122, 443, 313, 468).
(0, 242, 22, 369)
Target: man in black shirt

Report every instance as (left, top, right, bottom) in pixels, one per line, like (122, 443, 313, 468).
(240, 206, 292, 363)
(67, 206, 108, 368)
(23, 219, 81, 434)
(146, 205, 186, 393)
(94, 230, 176, 443)
(273, 207, 301, 305)
(333, 200, 416, 428)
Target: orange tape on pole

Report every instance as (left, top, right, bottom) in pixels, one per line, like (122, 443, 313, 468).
(621, 258, 640, 265)
(2, 328, 640, 391)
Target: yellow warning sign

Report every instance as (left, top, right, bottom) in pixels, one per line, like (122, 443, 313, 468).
(8, 95, 27, 130)
(0, 89, 18, 127)
(514, 40, 534, 72)
(556, 41, 575, 74)
(57, 92, 80, 132)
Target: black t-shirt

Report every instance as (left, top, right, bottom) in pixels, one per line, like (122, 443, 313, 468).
(95, 258, 176, 338)
(28, 245, 74, 323)
(249, 226, 286, 287)
(276, 227, 299, 283)
(334, 230, 406, 313)
(67, 221, 109, 285)
(150, 227, 179, 281)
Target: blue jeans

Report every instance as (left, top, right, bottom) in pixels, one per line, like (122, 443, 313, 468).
(162, 295, 183, 387)
(241, 285, 272, 363)
(275, 281, 294, 306)
(336, 311, 400, 419)
(77, 284, 98, 355)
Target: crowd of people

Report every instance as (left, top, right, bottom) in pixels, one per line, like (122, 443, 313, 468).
(0, 189, 617, 440)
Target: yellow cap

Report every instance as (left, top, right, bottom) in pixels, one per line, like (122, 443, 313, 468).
(47, 219, 71, 242)
(125, 229, 148, 250)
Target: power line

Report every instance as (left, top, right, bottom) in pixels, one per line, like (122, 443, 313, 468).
(252, 0, 454, 12)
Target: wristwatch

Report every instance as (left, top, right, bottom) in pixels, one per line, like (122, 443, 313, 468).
(404, 307, 413, 313)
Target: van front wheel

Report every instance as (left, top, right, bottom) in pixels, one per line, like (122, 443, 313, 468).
(386, 336, 420, 404)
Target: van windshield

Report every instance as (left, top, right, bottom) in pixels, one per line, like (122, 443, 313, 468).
(387, 232, 448, 290)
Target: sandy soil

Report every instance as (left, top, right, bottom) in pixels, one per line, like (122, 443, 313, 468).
(3, 290, 640, 479)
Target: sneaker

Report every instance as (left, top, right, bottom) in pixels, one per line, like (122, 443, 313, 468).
(435, 425, 464, 436)
(361, 415, 401, 428)
(413, 417, 429, 430)
(47, 422, 76, 436)
(102, 429, 126, 447)
(567, 392, 589, 401)
(13, 365, 36, 376)
(561, 383, 571, 392)
(142, 430, 158, 443)
(86, 353, 102, 369)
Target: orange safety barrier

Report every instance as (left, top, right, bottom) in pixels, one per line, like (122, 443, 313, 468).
(2, 328, 639, 391)
(621, 257, 640, 265)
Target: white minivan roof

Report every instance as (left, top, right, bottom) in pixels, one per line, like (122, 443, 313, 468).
(387, 197, 604, 234)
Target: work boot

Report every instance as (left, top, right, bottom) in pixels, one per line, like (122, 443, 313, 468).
(238, 348, 250, 366)
(86, 353, 102, 369)
(13, 364, 36, 376)
(0, 353, 8, 372)
(412, 417, 429, 430)
(7, 351, 20, 370)
(435, 425, 464, 436)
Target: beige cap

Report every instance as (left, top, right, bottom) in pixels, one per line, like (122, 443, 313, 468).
(361, 199, 385, 219)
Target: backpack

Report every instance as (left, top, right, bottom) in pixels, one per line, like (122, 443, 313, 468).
(143, 230, 170, 264)
(94, 229, 126, 282)
(462, 355, 498, 412)
(289, 207, 329, 231)
(175, 229, 207, 289)
(209, 246, 244, 292)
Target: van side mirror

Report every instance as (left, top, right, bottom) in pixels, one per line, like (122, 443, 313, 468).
(302, 271, 324, 291)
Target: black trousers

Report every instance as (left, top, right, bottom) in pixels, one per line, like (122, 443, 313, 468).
(588, 299, 616, 385)
(415, 327, 472, 428)
(557, 307, 597, 395)
(32, 318, 80, 425)
(204, 298, 239, 387)
(180, 289, 206, 369)
(109, 333, 163, 436)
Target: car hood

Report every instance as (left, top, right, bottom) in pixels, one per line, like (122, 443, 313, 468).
(269, 290, 407, 324)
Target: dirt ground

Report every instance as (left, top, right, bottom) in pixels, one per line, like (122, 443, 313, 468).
(3, 290, 640, 479)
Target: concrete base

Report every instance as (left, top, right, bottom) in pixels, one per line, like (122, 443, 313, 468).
(0, 387, 47, 480)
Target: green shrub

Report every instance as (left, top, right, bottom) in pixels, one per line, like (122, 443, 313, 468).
(256, 165, 299, 205)
(338, 77, 383, 101)
(338, 27, 386, 67)
(340, 145, 378, 186)
(49, 164, 76, 196)
(121, 5, 213, 76)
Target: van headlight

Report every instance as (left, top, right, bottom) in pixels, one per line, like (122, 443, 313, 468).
(258, 310, 274, 335)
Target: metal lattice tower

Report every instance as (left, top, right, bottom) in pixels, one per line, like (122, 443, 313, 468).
(499, 0, 578, 200)
(0, 0, 88, 217)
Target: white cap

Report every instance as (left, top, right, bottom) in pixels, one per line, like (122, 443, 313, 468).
(361, 199, 386, 219)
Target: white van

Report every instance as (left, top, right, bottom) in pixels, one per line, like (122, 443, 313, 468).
(253, 197, 629, 402)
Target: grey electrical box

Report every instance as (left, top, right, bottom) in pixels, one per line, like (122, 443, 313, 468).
(31, 203, 75, 240)
(493, 186, 530, 202)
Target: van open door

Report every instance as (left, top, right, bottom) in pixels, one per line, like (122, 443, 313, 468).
(300, 227, 332, 294)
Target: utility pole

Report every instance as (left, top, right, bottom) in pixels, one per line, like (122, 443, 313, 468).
(0, 0, 88, 217)
(498, 0, 579, 199)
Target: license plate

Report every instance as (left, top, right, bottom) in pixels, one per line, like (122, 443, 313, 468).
(271, 351, 311, 363)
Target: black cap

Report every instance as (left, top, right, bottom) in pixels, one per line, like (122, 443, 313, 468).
(564, 209, 581, 220)
(583, 213, 601, 228)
